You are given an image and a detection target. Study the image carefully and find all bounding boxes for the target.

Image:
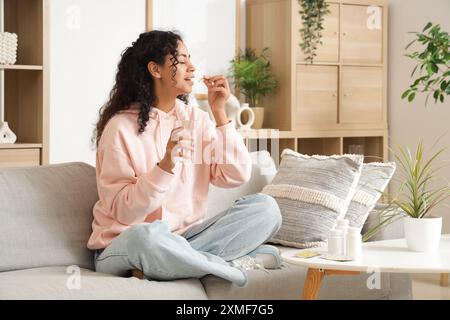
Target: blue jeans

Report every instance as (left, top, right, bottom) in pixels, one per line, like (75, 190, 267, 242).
(94, 193, 282, 287)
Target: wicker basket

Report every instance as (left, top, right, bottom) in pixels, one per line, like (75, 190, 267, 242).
(0, 32, 18, 65)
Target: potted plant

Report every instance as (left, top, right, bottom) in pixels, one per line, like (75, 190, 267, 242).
(402, 22, 450, 105)
(363, 140, 450, 252)
(229, 47, 278, 129)
(363, 141, 450, 252)
(298, 0, 331, 64)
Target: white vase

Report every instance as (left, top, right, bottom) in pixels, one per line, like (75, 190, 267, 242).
(236, 103, 255, 130)
(0, 121, 17, 144)
(404, 216, 442, 252)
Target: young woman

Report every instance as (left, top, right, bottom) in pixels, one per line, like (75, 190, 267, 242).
(88, 30, 282, 287)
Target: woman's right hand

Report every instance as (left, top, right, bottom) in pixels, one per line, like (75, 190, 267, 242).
(157, 126, 194, 174)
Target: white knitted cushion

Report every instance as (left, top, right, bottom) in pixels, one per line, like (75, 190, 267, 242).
(262, 149, 363, 248)
(344, 162, 396, 231)
(0, 32, 18, 65)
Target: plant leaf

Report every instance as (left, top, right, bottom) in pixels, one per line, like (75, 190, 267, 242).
(423, 22, 433, 32)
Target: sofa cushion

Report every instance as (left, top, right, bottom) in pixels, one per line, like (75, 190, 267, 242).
(345, 162, 396, 231)
(262, 149, 363, 248)
(0, 267, 207, 300)
(201, 247, 391, 300)
(0, 162, 98, 272)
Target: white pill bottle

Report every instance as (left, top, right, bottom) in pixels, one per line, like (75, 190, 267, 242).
(346, 227, 362, 260)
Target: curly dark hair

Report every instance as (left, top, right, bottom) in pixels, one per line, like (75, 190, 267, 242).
(92, 30, 189, 148)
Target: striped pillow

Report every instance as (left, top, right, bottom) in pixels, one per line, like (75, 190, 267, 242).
(345, 162, 396, 231)
(262, 149, 363, 248)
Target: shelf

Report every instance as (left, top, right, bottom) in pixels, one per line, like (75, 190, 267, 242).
(243, 134, 386, 167)
(1, 0, 48, 167)
(343, 136, 384, 163)
(0, 65, 43, 71)
(298, 137, 341, 156)
(0, 143, 43, 149)
(248, 0, 387, 133)
(4, 0, 43, 66)
(242, 0, 388, 168)
(239, 129, 386, 139)
(341, 63, 384, 68)
(296, 61, 340, 66)
(4, 70, 43, 144)
(295, 62, 384, 68)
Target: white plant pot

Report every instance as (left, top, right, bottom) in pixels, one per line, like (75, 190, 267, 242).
(404, 216, 442, 252)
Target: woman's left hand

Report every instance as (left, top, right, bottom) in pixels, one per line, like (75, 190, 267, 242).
(203, 75, 230, 114)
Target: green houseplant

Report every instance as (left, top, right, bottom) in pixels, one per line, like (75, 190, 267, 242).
(229, 47, 278, 128)
(402, 22, 450, 105)
(298, 0, 331, 64)
(363, 140, 450, 252)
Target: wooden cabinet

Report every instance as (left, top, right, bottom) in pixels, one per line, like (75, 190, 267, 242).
(246, 0, 388, 163)
(296, 2, 339, 63)
(341, 4, 383, 64)
(341, 66, 383, 124)
(0, 0, 48, 168)
(0, 146, 40, 168)
(295, 65, 338, 126)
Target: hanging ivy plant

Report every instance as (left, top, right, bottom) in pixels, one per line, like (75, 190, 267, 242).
(298, 0, 331, 64)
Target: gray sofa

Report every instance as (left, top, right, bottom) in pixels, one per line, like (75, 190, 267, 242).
(0, 160, 412, 299)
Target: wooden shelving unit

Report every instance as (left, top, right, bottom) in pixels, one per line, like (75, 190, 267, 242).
(0, 0, 48, 168)
(245, 0, 388, 164)
(239, 128, 386, 167)
(0, 64, 43, 70)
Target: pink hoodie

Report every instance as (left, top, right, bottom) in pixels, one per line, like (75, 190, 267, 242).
(87, 98, 252, 250)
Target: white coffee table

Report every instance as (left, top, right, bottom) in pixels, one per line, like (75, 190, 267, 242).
(281, 234, 450, 300)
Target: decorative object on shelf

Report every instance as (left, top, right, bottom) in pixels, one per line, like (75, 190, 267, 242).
(362, 140, 450, 252)
(402, 22, 450, 105)
(348, 144, 365, 155)
(194, 93, 255, 129)
(0, 122, 16, 144)
(0, 32, 18, 65)
(235, 103, 255, 130)
(229, 47, 278, 129)
(297, 0, 331, 64)
(0, 0, 17, 65)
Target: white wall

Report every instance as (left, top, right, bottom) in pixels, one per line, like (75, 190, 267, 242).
(152, 0, 237, 94)
(49, 0, 146, 166)
(388, 0, 450, 233)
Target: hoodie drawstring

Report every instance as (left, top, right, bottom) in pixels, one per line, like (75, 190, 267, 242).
(150, 103, 189, 184)
(150, 109, 165, 162)
(176, 107, 188, 184)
